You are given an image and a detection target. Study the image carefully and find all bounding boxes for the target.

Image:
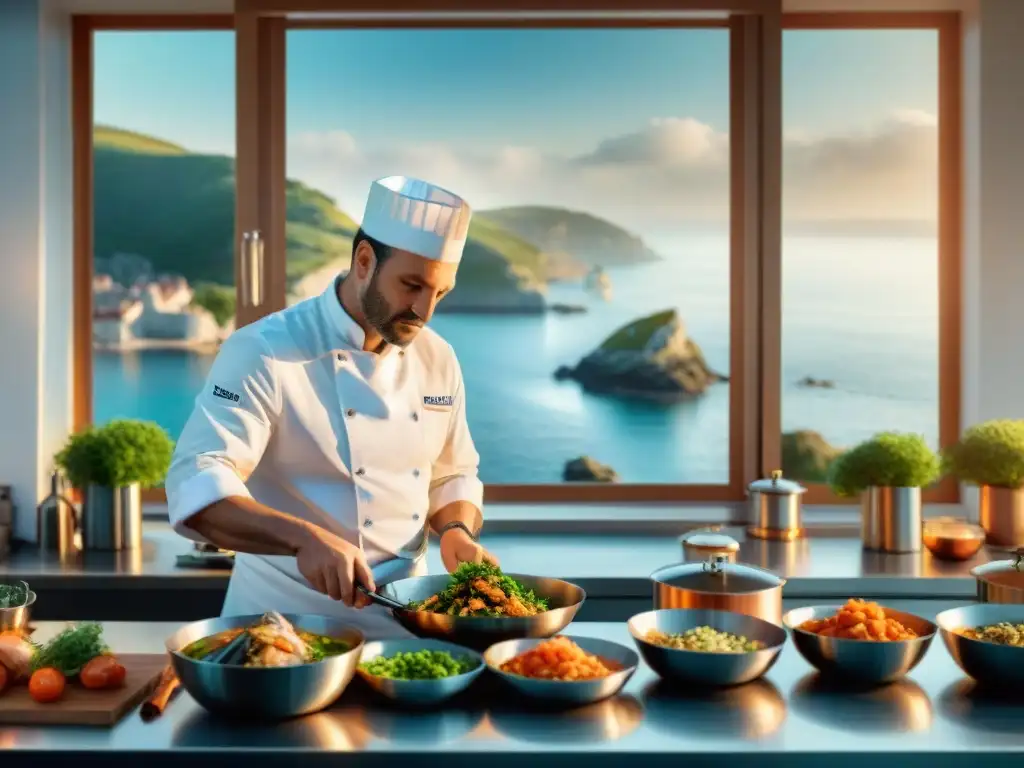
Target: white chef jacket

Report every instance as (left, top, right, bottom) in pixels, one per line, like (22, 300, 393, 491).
(165, 278, 484, 639)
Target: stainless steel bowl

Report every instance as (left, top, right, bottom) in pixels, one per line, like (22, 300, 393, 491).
(782, 605, 936, 685)
(0, 590, 35, 634)
(627, 608, 786, 687)
(356, 638, 485, 705)
(936, 603, 1024, 687)
(483, 635, 638, 706)
(379, 573, 585, 650)
(166, 614, 365, 719)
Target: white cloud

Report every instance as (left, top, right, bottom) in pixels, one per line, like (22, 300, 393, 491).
(286, 110, 937, 234)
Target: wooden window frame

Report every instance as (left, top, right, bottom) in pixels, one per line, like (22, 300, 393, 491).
(778, 13, 962, 505)
(70, 4, 961, 508)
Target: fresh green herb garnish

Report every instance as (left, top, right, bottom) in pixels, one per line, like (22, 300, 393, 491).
(0, 581, 31, 610)
(32, 622, 108, 675)
(408, 562, 548, 616)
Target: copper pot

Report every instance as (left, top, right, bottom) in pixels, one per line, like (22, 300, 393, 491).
(978, 485, 1024, 548)
(971, 549, 1024, 603)
(650, 555, 786, 626)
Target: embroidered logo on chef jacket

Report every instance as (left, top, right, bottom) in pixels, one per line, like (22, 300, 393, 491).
(212, 385, 241, 403)
(422, 395, 453, 411)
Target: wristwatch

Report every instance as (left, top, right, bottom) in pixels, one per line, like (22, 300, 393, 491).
(438, 520, 480, 542)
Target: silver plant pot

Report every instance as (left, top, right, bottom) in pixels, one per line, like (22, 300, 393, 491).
(861, 486, 922, 553)
(82, 483, 142, 551)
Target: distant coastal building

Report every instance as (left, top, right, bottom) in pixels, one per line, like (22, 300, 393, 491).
(92, 274, 225, 349)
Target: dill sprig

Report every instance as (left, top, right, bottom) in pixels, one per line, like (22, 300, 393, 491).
(31, 622, 108, 675)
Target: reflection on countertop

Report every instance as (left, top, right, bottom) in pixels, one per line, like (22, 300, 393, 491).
(0, 520, 1003, 599)
(790, 673, 933, 733)
(643, 678, 787, 740)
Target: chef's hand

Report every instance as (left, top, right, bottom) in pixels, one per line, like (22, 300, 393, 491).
(440, 527, 499, 574)
(296, 525, 375, 608)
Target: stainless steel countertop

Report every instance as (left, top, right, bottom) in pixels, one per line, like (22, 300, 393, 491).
(4, 600, 1024, 766)
(0, 522, 998, 599)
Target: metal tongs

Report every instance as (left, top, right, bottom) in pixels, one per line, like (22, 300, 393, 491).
(357, 585, 409, 611)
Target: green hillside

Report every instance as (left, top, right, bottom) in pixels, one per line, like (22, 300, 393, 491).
(93, 126, 652, 295)
(480, 206, 661, 268)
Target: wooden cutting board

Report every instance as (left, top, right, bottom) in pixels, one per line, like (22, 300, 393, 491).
(0, 654, 167, 726)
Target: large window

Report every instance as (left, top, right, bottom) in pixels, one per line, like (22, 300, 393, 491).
(87, 26, 237, 448)
(72, 10, 961, 506)
(779, 16, 959, 502)
(284, 27, 733, 489)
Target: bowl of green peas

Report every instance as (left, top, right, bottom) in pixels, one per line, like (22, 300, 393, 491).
(357, 638, 485, 705)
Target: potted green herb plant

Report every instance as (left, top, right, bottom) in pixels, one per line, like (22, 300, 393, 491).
(942, 419, 1024, 547)
(55, 420, 174, 551)
(828, 432, 941, 552)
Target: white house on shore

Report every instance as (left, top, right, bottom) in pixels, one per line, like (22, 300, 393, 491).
(92, 274, 226, 348)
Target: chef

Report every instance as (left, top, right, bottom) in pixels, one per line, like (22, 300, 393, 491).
(165, 175, 498, 638)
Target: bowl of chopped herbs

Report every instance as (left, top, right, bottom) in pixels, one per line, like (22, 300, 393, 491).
(375, 563, 586, 650)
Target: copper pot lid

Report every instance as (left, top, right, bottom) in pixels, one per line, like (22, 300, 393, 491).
(651, 556, 785, 595)
(679, 528, 741, 554)
(971, 548, 1024, 589)
(748, 469, 806, 496)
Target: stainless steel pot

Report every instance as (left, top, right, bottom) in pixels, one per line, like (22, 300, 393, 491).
(971, 548, 1024, 603)
(747, 470, 806, 541)
(650, 554, 786, 626)
(679, 528, 740, 563)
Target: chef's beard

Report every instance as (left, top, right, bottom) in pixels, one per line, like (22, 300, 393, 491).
(361, 271, 424, 348)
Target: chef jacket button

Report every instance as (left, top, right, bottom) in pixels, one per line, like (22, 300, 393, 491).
(411, 412, 419, 422)
(412, 468, 420, 478)
(399, 350, 405, 357)
(337, 353, 346, 362)
(346, 408, 355, 417)
(363, 518, 373, 528)
(413, 513, 420, 521)
(355, 467, 366, 476)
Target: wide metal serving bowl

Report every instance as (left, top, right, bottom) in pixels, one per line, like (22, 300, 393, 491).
(379, 573, 585, 650)
(484, 635, 638, 706)
(783, 605, 936, 685)
(166, 614, 365, 719)
(356, 638, 485, 705)
(627, 608, 787, 687)
(936, 603, 1024, 687)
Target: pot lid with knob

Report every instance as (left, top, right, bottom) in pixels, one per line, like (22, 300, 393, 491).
(747, 469, 807, 496)
(678, 527, 741, 557)
(651, 552, 786, 595)
(971, 547, 1024, 591)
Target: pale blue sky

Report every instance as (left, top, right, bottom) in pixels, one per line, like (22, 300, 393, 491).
(94, 28, 937, 154)
(93, 28, 939, 226)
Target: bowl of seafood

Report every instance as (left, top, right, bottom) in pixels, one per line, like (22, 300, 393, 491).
(356, 638, 485, 705)
(374, 563, 585, 650)
(936, 603, 1024, 688)
(628, 608, 787, 687)
(783, 599, 936, 685)
(484, 635, 638, 706)
(167, 611, 365, 719)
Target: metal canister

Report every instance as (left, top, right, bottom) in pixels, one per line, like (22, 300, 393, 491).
(747, 470, 806, 541)
(679, 528, 740, 563)
(36, 471, 79, 556)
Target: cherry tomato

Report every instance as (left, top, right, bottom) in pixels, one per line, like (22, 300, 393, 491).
(29, 668, 65, 703)
(80, 655, 126, 690)
(0, 663, 8, 692)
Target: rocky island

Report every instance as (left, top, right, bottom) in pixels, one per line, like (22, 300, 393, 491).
(555, 309, 726, 400)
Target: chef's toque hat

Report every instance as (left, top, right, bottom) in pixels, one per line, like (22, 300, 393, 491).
(360, 176, 472, 264)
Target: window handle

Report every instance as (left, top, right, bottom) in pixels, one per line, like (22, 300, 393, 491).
(239, 230, 264, 307)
